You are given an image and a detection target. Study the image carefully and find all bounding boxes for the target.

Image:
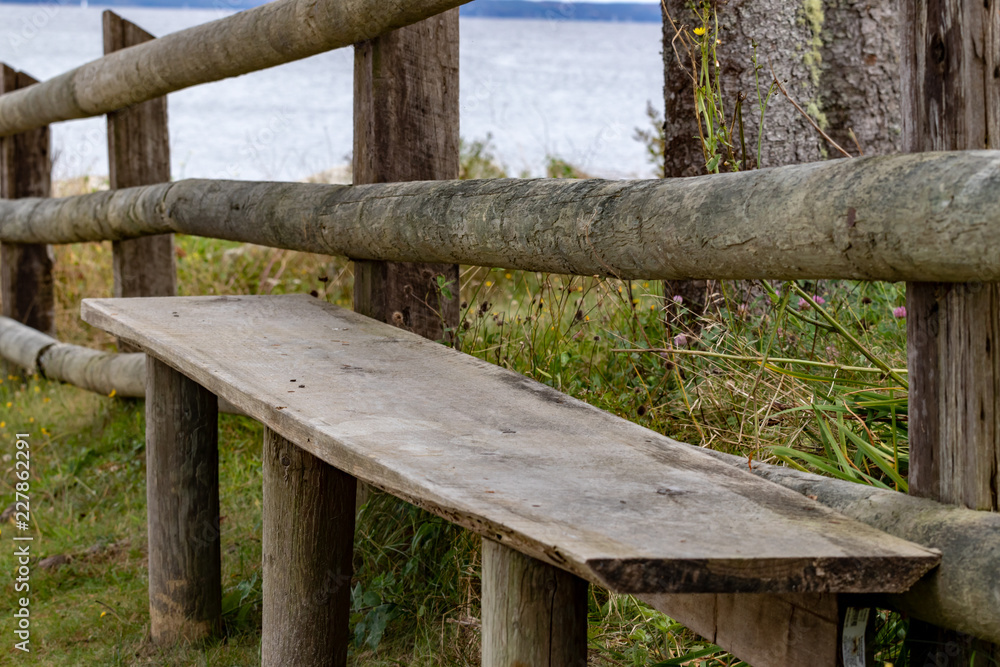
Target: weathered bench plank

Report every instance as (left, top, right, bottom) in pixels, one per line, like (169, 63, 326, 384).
(82, 294, 938, 595)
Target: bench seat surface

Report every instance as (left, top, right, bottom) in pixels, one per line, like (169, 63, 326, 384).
(82, 294, 938, 594)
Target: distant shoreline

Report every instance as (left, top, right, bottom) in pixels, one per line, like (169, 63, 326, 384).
(0, 0, 662, 22)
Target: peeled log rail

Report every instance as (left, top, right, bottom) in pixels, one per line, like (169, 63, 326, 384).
(3, 312, 995, 638)
(702, 448, 1000, 643)
(4, 151, 1000, 281)
(0, 316, 242, 414)
(0, 0, 470, 137)
(0, 315, 144, 397)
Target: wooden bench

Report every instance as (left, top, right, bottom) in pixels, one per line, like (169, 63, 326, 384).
(81, 294, 939, 665)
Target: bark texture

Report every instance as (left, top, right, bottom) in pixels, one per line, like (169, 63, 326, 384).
(145, 357, 221, 643)
(481, 539, 588, 667)
(0, 66, 54, 342)
(262, 427, 355, 666)
(353, 10, 461, 344)
(0, 0, 472, 137)
(104, 11, 176, 322)
(662, 0, 900, 174)
(5, 152, 1000, 282)
(901, 0, 1000, 659)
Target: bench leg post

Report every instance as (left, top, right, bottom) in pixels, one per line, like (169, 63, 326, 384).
(482, 539, 588, 667)
(145, 356, 221, 643)
(262, 427, 356, 666)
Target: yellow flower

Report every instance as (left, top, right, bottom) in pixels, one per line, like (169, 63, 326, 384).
(42, 397, 50, 403)
(504, 273, 512, 279)
(100, 611, 107, 618)
(28, 417, 34, 423)
(693, 26, 707, 36)
(485, 281, 493, 287)
(108, 389, 117, 398)
(0, 422, 5, 429)
(33, 386, 40, 393)
(5, 402, 10, 408)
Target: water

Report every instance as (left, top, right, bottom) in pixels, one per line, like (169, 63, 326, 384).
(0, 3, 663, 182)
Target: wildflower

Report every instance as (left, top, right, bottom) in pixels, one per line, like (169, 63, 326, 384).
(108, 389, 117, 398)
(505, 273, 511, 279)
(672, 295, 683, 305)
(100, 611, 107, 618)
(34, 386, 40, 393)
(28, 417, 34, 423)
(485, 281, 493, 287)
(43, 397, 50, 403)
(650, 305, 656, 311)
(797, 298, 808, 309)
(693, 26, 707, 36)
(4, 402, 10, 409)
(893, 306, 907, 319)
(0, 422, 5, 429)
(814, 296, 826, 305)
(673, 333, 688, 348)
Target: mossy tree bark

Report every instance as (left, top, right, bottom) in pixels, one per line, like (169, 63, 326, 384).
(660, 0, 901, 318)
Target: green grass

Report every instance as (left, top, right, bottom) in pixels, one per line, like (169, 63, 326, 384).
(0, 137, 917, 664)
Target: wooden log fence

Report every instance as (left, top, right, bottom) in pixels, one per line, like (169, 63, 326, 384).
(3, 151, 1000, 282)
(1, 3, 999, 666)
(0, 0, 471, 138)
(0, 66, 54, 356)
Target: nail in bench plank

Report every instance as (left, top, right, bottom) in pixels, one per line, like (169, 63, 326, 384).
(82, 294, 939, 595)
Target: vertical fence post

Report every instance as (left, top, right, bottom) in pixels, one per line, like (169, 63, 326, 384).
(145, 357, 221, 643)
(901, 0, 1000, 661)
(352, 10, 461, 510)
(481, 539, 588, 667)
(352, 10, 461, 344)
(104, 10, 175, 351)
(261, 428, 356, 666)
(0, 65, 54, 362)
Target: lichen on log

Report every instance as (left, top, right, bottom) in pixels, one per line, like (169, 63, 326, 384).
(3, 151, 1000, 282)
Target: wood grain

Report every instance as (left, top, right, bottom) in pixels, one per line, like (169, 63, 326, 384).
(901, 0, 1000, 658)
(0, 65, 53, 342)
(0, 0, 472, 138)
(482, 539, 588, 667)
(82, 295, 939, 595)
(262, 427, 355, 666)
(10, 152, 1000, 282)
(104, 10, 175, 339)
(640, 593, 841, 666)
(145, 356, 220, 643)
(353, 9, 460, 343)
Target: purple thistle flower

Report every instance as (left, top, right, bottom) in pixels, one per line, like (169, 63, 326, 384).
(672, 295, 683, 305)
(893, 306, 907, 319)
(813, 296, 826, 305)
(673, 333, 688, 348)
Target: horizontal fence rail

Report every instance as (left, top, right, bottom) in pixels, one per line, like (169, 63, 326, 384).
(2, 151, 1000, 282)
(0, 0, 469, 137)
(701, 449, 1000, 643)
(0, 315, 143, 396)
(1, 308, 993, 640)
(0, 316, 243, 412)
